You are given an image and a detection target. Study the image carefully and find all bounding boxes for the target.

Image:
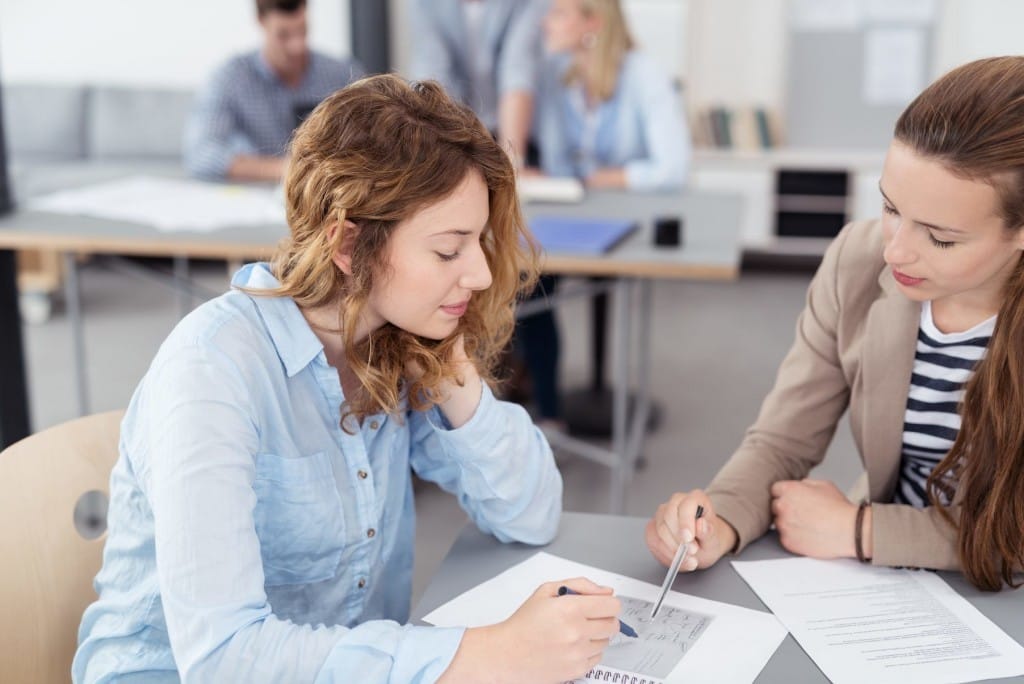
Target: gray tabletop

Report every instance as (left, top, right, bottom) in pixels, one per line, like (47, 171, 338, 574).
(412, 512, 1024, 683)
(0, 179, 743, 279)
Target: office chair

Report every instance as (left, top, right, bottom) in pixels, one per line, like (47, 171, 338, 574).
(0, 410, 124, 683)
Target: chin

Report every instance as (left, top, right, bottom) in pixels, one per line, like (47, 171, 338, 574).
(405, 322, 459, 341)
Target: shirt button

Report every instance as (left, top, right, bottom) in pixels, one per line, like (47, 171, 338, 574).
(357, 469, 368, 479)
(367, 528, 376, 538)
(357, 578, 366, 589)
(369, 420, 380, 430)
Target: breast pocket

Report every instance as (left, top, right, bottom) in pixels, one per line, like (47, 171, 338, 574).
(252, 451, 346, 586)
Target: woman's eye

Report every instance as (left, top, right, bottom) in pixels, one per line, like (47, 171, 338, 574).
(928, 233, 955, 249)
(883, 203, 898, 216)
(436, 251, 459, 262)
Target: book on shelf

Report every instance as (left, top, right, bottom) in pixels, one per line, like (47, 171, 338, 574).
(693, 105, 779, 150)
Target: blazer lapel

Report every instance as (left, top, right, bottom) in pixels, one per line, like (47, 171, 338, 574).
(861, 268, 920, 501)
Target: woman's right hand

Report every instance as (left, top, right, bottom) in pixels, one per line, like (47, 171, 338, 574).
(439, 577, 621, 683)
(645, 489, 737, 572)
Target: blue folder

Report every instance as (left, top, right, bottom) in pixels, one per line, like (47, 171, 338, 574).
(529, 216, 638, 255)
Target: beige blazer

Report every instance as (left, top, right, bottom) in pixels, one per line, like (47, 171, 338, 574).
(707, 218, 963, 570)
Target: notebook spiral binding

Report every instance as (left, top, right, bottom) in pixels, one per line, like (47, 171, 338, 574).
(564, 667, 661, 684)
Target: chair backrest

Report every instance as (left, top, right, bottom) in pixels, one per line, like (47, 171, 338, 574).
(0, 410, 124, 684)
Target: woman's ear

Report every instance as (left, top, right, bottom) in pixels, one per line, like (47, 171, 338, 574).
(327, 220, 359, 276)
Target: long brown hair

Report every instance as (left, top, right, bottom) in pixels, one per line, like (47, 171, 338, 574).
(896, 56, 1024, 590)
(564, 0, 635, 102)
(258, 74, 538, 427)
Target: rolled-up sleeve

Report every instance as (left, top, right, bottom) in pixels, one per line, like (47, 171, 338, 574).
(410, 384, 563, 545)
(182, 65, 253, 181)
(141, 345, 466, 682)
(496, 0, 547, 96)
(623, 59, 691, 192)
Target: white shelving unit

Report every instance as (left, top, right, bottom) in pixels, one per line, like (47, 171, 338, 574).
(691, 148, 885, 257)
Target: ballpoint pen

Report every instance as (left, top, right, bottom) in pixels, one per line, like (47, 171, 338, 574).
(650, 505, 705, 619)
(557, 586, 638, 638)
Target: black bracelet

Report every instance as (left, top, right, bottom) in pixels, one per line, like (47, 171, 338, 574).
(855, 501, 871, 563)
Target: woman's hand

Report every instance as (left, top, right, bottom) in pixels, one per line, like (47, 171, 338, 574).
(771, 479, 858, 559)
(645, 489, 737, 572)
(439, 578, 621, 683)
(584, 167, 627, 189)
(434, 335, 482, 428)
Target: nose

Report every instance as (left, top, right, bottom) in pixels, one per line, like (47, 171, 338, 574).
(460, 243, 493, 292)
(882, 217, 917, 267)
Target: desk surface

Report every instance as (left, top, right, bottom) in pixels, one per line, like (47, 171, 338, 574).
(412, 512, 1024, 683)
(0, 184, 743, 280)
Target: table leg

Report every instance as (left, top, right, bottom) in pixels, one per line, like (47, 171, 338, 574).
(63, 252, 89, 416)
(174, 255, 191, 317)
(609, 277, 634, 513)
(626, 280, 653, 469)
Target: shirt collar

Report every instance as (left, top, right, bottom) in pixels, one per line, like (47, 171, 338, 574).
(231, 263, 324, 377)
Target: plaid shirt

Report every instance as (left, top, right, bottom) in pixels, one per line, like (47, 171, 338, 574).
(183, 50, 364, 180)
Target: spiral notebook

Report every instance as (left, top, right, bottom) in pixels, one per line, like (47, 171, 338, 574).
(423, 552, 787, 683)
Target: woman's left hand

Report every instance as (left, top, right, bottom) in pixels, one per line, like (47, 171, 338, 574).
(771, 479, 858, 559)
(434, 335, 482, 429)
(584, 168, 627, 189)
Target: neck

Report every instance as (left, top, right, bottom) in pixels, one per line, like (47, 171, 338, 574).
(931, 254, 1021, 333)
(300, 300, 382, 371)
(265, 50, 307, 88)
(572, 51, 599, 101)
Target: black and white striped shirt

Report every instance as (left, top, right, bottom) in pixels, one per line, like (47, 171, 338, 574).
(893, 301, 995, 508)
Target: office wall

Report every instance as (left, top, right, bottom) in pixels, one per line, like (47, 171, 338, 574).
(0, 0, 352, 87)
(934, 0, 1024, 75)
(686, 0, 787, 111)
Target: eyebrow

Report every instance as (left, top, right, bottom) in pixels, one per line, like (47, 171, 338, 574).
(878, 184, 966, 235)
(429, 229, 474, 238)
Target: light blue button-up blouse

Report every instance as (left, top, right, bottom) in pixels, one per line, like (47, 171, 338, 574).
(73, 263, 563, 683)
(536, 50, 692, 192)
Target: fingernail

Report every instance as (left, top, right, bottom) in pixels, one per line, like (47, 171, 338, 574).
(682, 528, 694, 544)
(700, 519, 709, 536)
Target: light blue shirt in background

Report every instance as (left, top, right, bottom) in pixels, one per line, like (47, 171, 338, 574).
(73, 263, 563, 682)
(182, 51, 364, 180)
(536, 50, 692, 192)
(407, 0, 548, 130)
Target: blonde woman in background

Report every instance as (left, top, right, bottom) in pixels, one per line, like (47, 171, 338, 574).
(534, 0, 691, 191)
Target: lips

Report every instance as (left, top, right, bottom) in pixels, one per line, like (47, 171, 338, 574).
(892, 269, 925, 286)
(440, 301, 469, 316)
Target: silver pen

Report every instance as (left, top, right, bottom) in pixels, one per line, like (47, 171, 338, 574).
(650, 505, 704, 619)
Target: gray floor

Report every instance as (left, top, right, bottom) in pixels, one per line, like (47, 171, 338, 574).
(20, 260, 863, 606)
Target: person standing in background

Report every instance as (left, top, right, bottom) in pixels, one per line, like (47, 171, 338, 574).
(407, 0, 549, 168)
(409, 0, 562, 430)
(535, 0, 691, 191)
(184, 0, 364, 182)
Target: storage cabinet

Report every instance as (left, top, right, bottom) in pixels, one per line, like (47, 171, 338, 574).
(691, 149, 884, 258)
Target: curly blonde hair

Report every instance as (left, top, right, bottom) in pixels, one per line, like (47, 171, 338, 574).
(256, 74, 538, 427)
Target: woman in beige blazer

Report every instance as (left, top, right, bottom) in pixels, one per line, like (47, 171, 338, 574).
(647, 56, 1024, 591)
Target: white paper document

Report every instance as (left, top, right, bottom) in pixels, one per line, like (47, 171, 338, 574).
(29, 176, 285, 233)
(732, 557, 1024, 684)
(864, 0, 937, 25)
(790, 0, 862, 32)
(517, 175, 585, 204)
(863, 27, 927, 106)
(423, 551, 787, 684)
